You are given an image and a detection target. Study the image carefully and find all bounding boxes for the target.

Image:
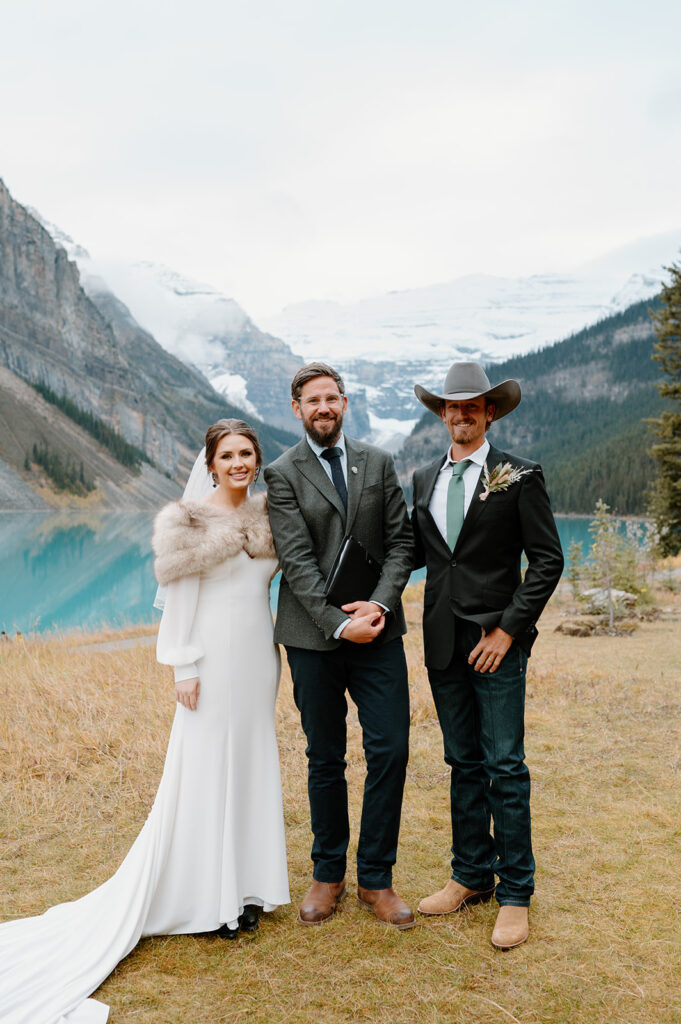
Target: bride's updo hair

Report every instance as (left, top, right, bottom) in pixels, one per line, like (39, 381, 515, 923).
(204, 419, 263, 472)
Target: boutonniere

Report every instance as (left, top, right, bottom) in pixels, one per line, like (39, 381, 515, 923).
(480, 461, 533, 502)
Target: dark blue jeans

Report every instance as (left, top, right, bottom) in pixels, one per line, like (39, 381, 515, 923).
(286, 638, 410, 890)
(427, 618, 534, 906)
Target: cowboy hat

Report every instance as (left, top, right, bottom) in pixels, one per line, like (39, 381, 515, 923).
(414, 361, 521, 420)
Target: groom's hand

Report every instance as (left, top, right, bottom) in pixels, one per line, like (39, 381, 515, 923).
(469, 627, 513, 673)
(175, 676, 200, 711)
(340, 611, 385, 643)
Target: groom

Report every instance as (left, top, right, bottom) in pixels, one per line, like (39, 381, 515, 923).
(411, 361, 563, 949)
(265, 362, 415, 929)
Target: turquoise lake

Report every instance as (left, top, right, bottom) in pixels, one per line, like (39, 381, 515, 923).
(0, 511, 616, 636)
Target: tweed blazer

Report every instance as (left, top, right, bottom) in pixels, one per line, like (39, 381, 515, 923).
(412, 443, 564, 670)
(264, 436, 414, 650)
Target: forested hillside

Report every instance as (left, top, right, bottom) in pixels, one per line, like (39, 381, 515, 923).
(396, 297, 666, 514)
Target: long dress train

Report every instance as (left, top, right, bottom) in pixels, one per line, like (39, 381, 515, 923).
(0, 537, 289, 1024)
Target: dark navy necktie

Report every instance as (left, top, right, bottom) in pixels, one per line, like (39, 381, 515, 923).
(320, 447, 348, 510)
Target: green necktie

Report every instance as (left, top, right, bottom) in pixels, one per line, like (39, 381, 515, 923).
(446, 459, 470, 551)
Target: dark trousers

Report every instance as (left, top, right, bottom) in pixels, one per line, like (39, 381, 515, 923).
(427, 617, 534, 906)
(285, 637, 410, 890)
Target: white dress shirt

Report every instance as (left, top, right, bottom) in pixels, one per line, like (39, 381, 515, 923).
(429, 438, 490, 545)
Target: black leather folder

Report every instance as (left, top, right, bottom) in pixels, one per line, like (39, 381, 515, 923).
(323, 535, 382, 608)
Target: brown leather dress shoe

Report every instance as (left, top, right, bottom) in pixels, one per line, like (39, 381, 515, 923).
(491, 906, 529, 949)
(298, 880, 346, 925)
(357, 886, 415, 930)
(418, 879, 495, 916)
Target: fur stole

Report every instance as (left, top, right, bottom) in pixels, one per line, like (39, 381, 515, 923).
(152, 492, 275, 585)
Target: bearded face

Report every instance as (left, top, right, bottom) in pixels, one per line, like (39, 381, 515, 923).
(293, 376, 347, 446)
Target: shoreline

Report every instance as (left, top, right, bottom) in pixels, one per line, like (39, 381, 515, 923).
(552, 511, 651, 521)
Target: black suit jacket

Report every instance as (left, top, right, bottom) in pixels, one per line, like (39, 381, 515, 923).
(411, 443, 564, 670)
(265, 436, 414, 651)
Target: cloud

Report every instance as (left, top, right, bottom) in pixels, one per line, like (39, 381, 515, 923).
(2, 0, 681, 317)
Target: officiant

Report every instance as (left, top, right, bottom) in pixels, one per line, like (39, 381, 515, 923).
(265, 362, 415, 930)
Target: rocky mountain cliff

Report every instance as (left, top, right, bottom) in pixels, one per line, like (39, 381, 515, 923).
(0, 366, 181, 509)
(36, 249, 371, 441)
(396, 297, 666, 514)
(0, 179, 296, 507)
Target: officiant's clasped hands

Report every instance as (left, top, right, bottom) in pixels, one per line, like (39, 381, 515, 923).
(340, 599, 386, 642)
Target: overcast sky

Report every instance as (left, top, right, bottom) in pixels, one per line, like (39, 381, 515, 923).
(2, 0, 680, 317)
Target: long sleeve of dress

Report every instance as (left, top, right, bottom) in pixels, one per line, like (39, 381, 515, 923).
(156, 573, 203, 682)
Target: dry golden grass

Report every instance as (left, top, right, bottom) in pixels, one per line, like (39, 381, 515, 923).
(1, 587, 680, 1024)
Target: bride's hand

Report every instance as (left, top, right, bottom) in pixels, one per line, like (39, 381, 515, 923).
(175, 677, 200, 711)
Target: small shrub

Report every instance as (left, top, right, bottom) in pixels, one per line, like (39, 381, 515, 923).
(570, 500, 657, 629)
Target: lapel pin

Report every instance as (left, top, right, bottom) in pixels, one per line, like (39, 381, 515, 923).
(351, 466, 358, 474)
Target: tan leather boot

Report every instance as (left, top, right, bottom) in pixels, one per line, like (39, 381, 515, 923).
(297, 880, 346, 925)
(418, 879, 495, 915)
(491, 906, 529, 949)
(357, 886, 415, 930)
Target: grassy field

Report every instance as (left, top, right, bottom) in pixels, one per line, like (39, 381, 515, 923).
(1, 582, 680, 1024)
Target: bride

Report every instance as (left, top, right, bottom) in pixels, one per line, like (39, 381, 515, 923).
(0, 419, 290, 1024)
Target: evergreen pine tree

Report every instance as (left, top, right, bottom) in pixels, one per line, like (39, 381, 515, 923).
(566, 540, 583, 599)
(648, 261, 681, 556)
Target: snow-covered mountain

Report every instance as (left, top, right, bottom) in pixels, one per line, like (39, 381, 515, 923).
(262, 230, 681, 372)
(256, 232, 680, 445)
(35, 214, 681, 452)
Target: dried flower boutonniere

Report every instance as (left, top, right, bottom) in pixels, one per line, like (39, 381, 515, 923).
(480, 461, 533, 502)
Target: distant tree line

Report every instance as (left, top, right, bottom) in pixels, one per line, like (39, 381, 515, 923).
(490, 385, 664, 514)
(30, 442, 94, 496)
(541, 427, 656, 515)
(31, 381, 152, 472)
(493, 385, 663, 451)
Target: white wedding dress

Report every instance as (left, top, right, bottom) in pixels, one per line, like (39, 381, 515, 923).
(0, 547, 289, 1024)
